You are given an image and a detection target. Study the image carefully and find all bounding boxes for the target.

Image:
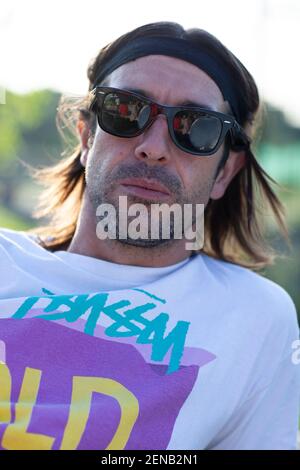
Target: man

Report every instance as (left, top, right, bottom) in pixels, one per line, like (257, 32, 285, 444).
(0, 22, 299, 450)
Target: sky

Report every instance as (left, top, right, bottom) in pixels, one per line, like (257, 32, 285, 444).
(1, 0, 300, 124)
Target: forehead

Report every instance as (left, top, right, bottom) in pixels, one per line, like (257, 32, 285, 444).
(105, 55, 225, 111)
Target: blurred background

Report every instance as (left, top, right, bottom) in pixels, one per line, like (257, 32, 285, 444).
(0, 0, 299, 322)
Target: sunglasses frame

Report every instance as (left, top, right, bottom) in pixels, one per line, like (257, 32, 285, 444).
(90, 86, 249, 157)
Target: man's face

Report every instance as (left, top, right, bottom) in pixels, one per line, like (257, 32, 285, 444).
(83, 55, 234, 247)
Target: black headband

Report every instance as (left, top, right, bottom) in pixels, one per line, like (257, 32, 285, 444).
(93, 36, 242, 121)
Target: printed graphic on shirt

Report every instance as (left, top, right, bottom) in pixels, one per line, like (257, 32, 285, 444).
(0, 288, 216, 450)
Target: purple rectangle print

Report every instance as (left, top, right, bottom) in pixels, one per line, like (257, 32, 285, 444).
(0, 318, 213, 450)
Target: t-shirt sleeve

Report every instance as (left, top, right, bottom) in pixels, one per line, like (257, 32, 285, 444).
(208, 285, 300, 450)
(208, 350, 300, 449)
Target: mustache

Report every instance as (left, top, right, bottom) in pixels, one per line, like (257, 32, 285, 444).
(106, 162, 183, 195)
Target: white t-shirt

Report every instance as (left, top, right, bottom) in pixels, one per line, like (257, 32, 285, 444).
(0, 228, 299, 450)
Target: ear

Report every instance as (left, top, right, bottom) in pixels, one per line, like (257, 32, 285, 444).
(77, 117, 91, 168)
(210, 150, 246, 200)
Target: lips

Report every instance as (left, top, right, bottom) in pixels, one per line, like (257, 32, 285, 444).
(117, 178, 171, 196)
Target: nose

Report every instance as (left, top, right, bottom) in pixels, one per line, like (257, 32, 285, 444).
(134, 115, 172, 164)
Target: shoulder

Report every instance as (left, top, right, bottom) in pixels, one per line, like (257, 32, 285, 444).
(199, 252, 299, 338)
(0, 227, 36, 244)
(0, 228, 42, 253)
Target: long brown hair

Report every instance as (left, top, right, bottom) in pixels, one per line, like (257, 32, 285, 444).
(29, 21, 289, 268)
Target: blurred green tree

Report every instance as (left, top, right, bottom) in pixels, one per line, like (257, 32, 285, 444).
(0, 89, 61, 218)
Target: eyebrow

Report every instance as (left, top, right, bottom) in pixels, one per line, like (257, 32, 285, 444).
(124, 87, 216, 111)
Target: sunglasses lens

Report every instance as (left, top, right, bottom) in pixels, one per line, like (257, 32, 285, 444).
(100, 92, 151, 136)
(174, 111, 222, 153)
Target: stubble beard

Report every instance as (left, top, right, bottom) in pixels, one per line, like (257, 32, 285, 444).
(85, 160, 212, 249)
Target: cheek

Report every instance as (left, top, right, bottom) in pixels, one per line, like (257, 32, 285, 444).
(179, 154, 220, 190)
(176, 150, 224, 206)
(88, 128, 130, 173)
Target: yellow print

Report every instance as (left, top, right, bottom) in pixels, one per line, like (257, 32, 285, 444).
(0, 363, 139, 450)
